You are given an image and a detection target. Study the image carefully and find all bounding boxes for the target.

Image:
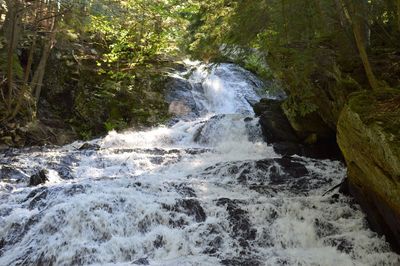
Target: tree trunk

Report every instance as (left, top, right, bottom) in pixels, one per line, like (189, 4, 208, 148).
(397, 0, 400, 32)
(7, 0, 43, 122)
(341, 0, 380, 90)
(334, 0, 347, 28)
(352, 21, 380, 90)
(4, 0, 23, 112)
(0, 6, 4, 30)
(31, 13, 57, 109)
(281, 0, 289, 44)
(24, 0, 41, 84)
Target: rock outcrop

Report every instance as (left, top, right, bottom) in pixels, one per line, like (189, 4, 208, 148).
(337, 89, 400, 252)
(254, 99, 299, 143)
(281, 106, 336, 143)
(253, 98, 342, 160)
(0, 120, 77, 148)
(29, 170, 49, 186)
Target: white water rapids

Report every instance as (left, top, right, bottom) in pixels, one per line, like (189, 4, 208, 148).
(0, 62, 399, 265)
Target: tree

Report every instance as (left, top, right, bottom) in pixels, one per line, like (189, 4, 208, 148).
(340, 0, 380, 90)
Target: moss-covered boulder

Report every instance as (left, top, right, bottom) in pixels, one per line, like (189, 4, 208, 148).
(282, 105, 335, 143)
(337, 88, 400, 252)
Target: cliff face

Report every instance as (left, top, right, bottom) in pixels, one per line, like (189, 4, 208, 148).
(337, 89, 400, 252)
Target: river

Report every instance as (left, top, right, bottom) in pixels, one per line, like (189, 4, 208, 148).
(0, 62, 398, 265)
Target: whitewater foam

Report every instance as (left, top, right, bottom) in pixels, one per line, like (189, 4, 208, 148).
(0, 62, 398, 265)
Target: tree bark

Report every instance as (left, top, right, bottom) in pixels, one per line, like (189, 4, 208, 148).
(7, 0, 44, 122)
(31, 9, 57, 109)
(334, 0, 347, 28)
(341, 0, 380, 90)
(4, 0, 23, 112)
(397, 0, 400, 32)
(24, 0, 42, 84)
(281, 0, 289, 44)
(352, 21, 380, 90)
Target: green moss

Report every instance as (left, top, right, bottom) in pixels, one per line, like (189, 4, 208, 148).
(348, 88, 400, 135)
(347, 88, 400, 158)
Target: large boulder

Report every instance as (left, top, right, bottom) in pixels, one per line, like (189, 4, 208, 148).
(165, 76, 201, 117)
(282, 105, 335, 143)
(253, 98, 342, 160)
(20, 121, 76, 146)
(29, 169, 49, 186)
(253, 99, 298, 143)
(337, 89, 400, 252)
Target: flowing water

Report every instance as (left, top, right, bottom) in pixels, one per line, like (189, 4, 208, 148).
(0, 62, 399, 266)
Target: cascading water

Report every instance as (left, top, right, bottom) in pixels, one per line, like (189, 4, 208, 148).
(0, 62, 399, 266)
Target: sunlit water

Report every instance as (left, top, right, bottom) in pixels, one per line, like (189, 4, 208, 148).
(0, 62, 399, 265)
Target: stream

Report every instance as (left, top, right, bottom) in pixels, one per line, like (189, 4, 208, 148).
(0, 62, 399, 265)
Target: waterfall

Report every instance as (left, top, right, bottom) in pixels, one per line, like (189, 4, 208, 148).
(0, 62, 398, 265)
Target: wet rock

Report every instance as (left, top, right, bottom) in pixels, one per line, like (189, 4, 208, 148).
(257, 85, 336, 147)
(144, 148, 166, 155)
(324, 237, 353, 254)
(149, 156, 164, 165)
(0, 166, 27, 182)
(24, 186, 48, 201)
(272, 141, 343, 160)
(175, 199, 206, 222)
(253, 98, 342, 160)
(89, 203, 113, 214)
(203, 236, 223, 254)
(168, 216, 188, 228)
(0, 238, 5, 250)
(166, 76, 200, 117)
(64, 184, 86, 196)
(33, 252, 56, 266)
(221, 258, 261, 266)
(184, 148, 211, 155)
(235, 157, 309, 185)
(216, 198, 256, 243)
(29, 170, 49, 186)
(253, 98, 273, 117)
(168, 101, 192, 116)
(4, 215, 41, 247)
(255, 99, 298, 143)
(70, 247, 98, 265)
(274, 157, 309, 178)
(172, 183, 197, 197)
(137, 213, 164, 233)
(153, 235, 165, 248)
(163, 199, 206, 222)
(193, 115, 226, 144)
(133, 258, 149, 265)
(314, 218, 338, 238)
(55, 165, 74, 180)
(193, 124, 205, 143)
(78, 142, 100, 150)
(201, 157, 317, 195)
(272, 142, 303, 157)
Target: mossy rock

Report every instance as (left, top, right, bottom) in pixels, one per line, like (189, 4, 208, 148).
(337, 88, 400, 251)
(348, 88, 400, 139)
(282, 103, 335, 143)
